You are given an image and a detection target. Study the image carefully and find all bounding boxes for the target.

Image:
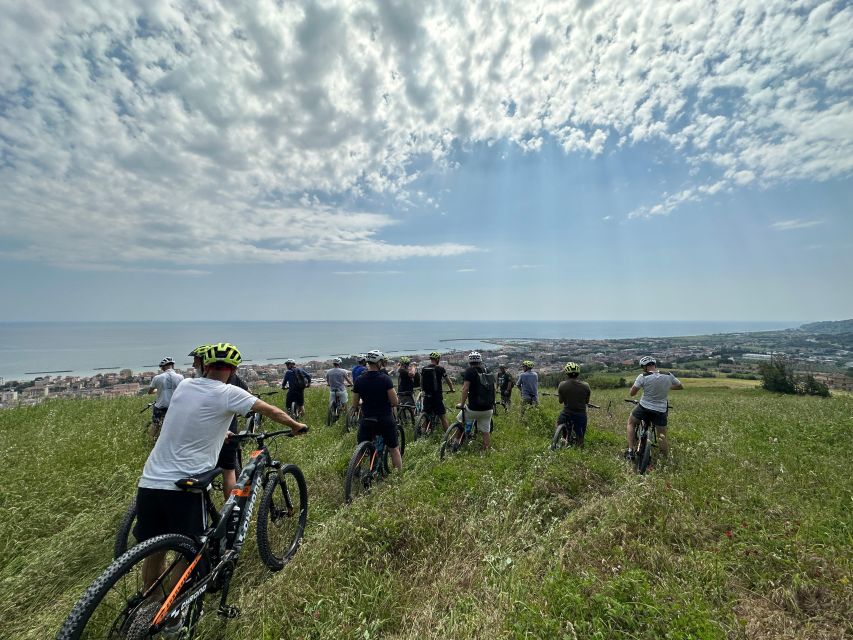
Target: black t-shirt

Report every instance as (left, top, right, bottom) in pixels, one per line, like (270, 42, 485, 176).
(420, 364, 447, 395)
(353, 370, 394, 418)
(397, 367, 415, 394)
(227, 373, 250, 433)
(497, 370, 513, 392)
(463, 365, 494, 411)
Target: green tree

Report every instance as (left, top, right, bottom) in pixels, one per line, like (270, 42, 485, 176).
(759, 357, 796, 394)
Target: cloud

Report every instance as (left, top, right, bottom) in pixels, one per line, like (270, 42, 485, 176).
(456, 268, 477, 273)
(770, 219, 824, 231)
(510, 264, 544, 270)
(1, 0, 851, 262)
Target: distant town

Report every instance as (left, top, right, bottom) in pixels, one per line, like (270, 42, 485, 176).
(2, 321, 852, 408)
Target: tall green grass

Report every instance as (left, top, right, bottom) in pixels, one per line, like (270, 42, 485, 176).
(0, 384, 850, 639)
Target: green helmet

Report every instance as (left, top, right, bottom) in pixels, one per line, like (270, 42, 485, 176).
(429, 351, 441, 360)
(563, 362, 581, 375)
(523, 360, 534, 369)
(188, 344, 211, 358)
(399, 356, 411, 365)
(203, 342, 242, 367)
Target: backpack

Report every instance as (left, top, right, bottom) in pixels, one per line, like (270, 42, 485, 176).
(468, 369, 496, 409)
(420, 365, 441, 394)
(295, 368, 311, 389)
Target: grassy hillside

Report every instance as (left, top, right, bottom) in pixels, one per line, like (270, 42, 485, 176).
(0, 383, 850, 639)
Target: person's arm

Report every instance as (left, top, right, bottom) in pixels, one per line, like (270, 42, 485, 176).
(352, 391, 360, 408)
(147, 387, 156, 395)
(345, 373, 353, 387)
(670, 373, 684, 391)
(444, 373, 454, 393)
(387, 387, 399, 407)
(458, 380, 470, 408)
(251, 398, 308, 432)
(629, 385, 640, 397)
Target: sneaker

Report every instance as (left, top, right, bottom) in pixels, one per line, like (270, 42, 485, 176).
(623, 449, 635, 461)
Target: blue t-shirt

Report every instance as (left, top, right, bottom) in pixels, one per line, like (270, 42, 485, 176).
(351, 365, 367, 383)
(517, 370, 539, 399)
(353, 370, 393, 418)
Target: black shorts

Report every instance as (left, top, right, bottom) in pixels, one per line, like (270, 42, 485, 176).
(152, 405, 168, 423)
(500, 390, 512, 402)
(397, 392, 415, 408)
(422, 394, 446, 416)
(558, 410, 588, 437)
(285, 389, 305, 408)
(133, 487, 207, 543)
(631, 404, 668, 427)
(217, 438, 240, 470)
(357, 414, 399, 448)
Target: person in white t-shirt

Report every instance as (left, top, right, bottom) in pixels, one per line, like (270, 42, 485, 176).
(626, 356, 683, 461)
(147, 357, 184, 439)
(136, 342, 308, 587)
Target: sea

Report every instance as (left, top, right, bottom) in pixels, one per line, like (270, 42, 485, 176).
(0, 320, 800, 382)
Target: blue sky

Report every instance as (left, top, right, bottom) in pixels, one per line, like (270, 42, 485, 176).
(0, 1, 851, 321)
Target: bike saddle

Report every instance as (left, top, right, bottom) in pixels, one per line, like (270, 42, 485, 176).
(175, 467, 223, 490)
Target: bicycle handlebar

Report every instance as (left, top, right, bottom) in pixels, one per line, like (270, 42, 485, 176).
(138, 402, 154, 414)
(232, 427, 309, 443)
(624, 399, 673, 409)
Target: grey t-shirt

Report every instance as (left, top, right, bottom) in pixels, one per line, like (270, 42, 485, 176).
(516, 370, 539, 399)
(634, 371, 681, 413)
(325, 367, 349, 392)
(139, 377, 256, 491)
(149, 369, 184, 409)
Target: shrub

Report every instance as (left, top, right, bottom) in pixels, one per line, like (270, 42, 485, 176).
(799, 374, 830, 397)
(759, 357, 796, 394)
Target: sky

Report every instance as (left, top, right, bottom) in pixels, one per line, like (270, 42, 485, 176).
(0, 0, 851, 322)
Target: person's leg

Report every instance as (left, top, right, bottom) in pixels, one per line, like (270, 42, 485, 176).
(656, 425, 669, 458)
(476, 409, 493, 451)
(573, 413, 588, 448)
(389, 446, 403, 471)
(222, 469, 236, 497)
(626, 417, 638, 451)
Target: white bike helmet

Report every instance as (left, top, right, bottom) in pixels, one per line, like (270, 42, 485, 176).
(159, 357, 174, 367)
(639, 355, 656, 367)
(284, 358, 296, 365)
(332, 357, 342, 365)
(468, 351, 482, 363)
(366, 350, 385, 363)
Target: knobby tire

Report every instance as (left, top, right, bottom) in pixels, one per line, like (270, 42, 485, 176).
(256, 465, 308, 571)
(344, 441, 376, 503)
(113, 498, 138, 559)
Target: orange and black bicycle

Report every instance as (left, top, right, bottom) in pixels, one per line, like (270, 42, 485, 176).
(56, 427, 308, 639)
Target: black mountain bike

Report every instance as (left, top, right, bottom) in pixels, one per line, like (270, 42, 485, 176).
(344, 419, 406, 503)
(550, 404, 599, 450)
(625, 399, 671, 474)
(326, 391, 347, 427)
(114, 411, 266, 559)
(413, 407, 442, 441)
(59, 427, 308, 639)
(396, 402, 416, 434)
(440, 407, 490, 460)
(345, 405, 361, 433)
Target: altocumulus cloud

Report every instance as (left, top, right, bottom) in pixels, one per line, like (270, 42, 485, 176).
(1, 0, 851, 268)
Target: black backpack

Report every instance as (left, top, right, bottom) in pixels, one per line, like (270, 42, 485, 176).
(420, 365, 441, 394)
(468, 369, 496, 410)
(294, 368, 311, 389)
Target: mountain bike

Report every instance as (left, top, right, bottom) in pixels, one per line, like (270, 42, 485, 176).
(550, 404, 599, 451)
(413, 406, 443, 441)
(625, 399, 671, 474)
(114, 411, 266, 559)
(345, 404, 361, 433)
(344, 418, 406, 503)
(326, 390, 347, 427)
(396, 401, 416, 434)
(59, 427, 308, 639)
(139, 402, 165, 442)
(440, 407, 490, 460)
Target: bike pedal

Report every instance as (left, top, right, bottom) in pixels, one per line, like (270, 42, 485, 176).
(217, 605, 241, 619)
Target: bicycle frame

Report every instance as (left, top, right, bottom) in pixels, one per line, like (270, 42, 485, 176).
(149, 429, 295, 629)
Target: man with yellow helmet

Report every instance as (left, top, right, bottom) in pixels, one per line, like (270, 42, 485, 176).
(135, 342, 308, 574)
(556, 362, 591, 448)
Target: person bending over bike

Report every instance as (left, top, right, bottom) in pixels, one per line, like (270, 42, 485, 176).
(497, 363, 514, 407)
(626, 356, 683, 460)
(420, 351, 455, 432)
(147, 357, 183, 439)
(136, 343, 308, 591)
(282, 358, 311, 417)
(456, 351, 496, 452)
(517, 360, 539, 407)
(189, 344, 249, 497)
(556, 362, 591, 448)
(396, 356, 417, 410)
(326, 357, 352, 411)
(352, 350, 402, 471)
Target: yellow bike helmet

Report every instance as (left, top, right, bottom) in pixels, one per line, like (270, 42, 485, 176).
(429, 351, 441, 360)
(563, 362, 581, 374)
(399, 356, 411, 364)
(188, 344, 211, 358)
(203, 342, 243, 367)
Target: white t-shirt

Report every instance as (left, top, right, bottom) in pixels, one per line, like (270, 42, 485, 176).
(633, 371, 681, 413)
(149, 369, 184, 408)
(139, 377, 256, 491)
(325, 367, 349, 392)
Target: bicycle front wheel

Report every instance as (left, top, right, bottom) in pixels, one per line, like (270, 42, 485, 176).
(439, 423, 465, 460)
(550, 424, 569, 451)
(345, 407, 358, 433)
(637, 432, 652, 474)
(344, 441, 376, 503)
(113, 498, 138, 560)
(413, 414, 429, 441)
(57, 533, 202, 640)
(256, 465, 308, 571)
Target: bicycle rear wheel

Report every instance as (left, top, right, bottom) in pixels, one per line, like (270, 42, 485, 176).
(256, 465, 308, 571)
(113, 498, 138, 560)
(439, 423, 465, 460)
(344, 441, 377, 503)
(413, 414, 429, 441)
(57, 533, 203, 640)
(635, 426, 651, 474)
(550, 424, 569, 451)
